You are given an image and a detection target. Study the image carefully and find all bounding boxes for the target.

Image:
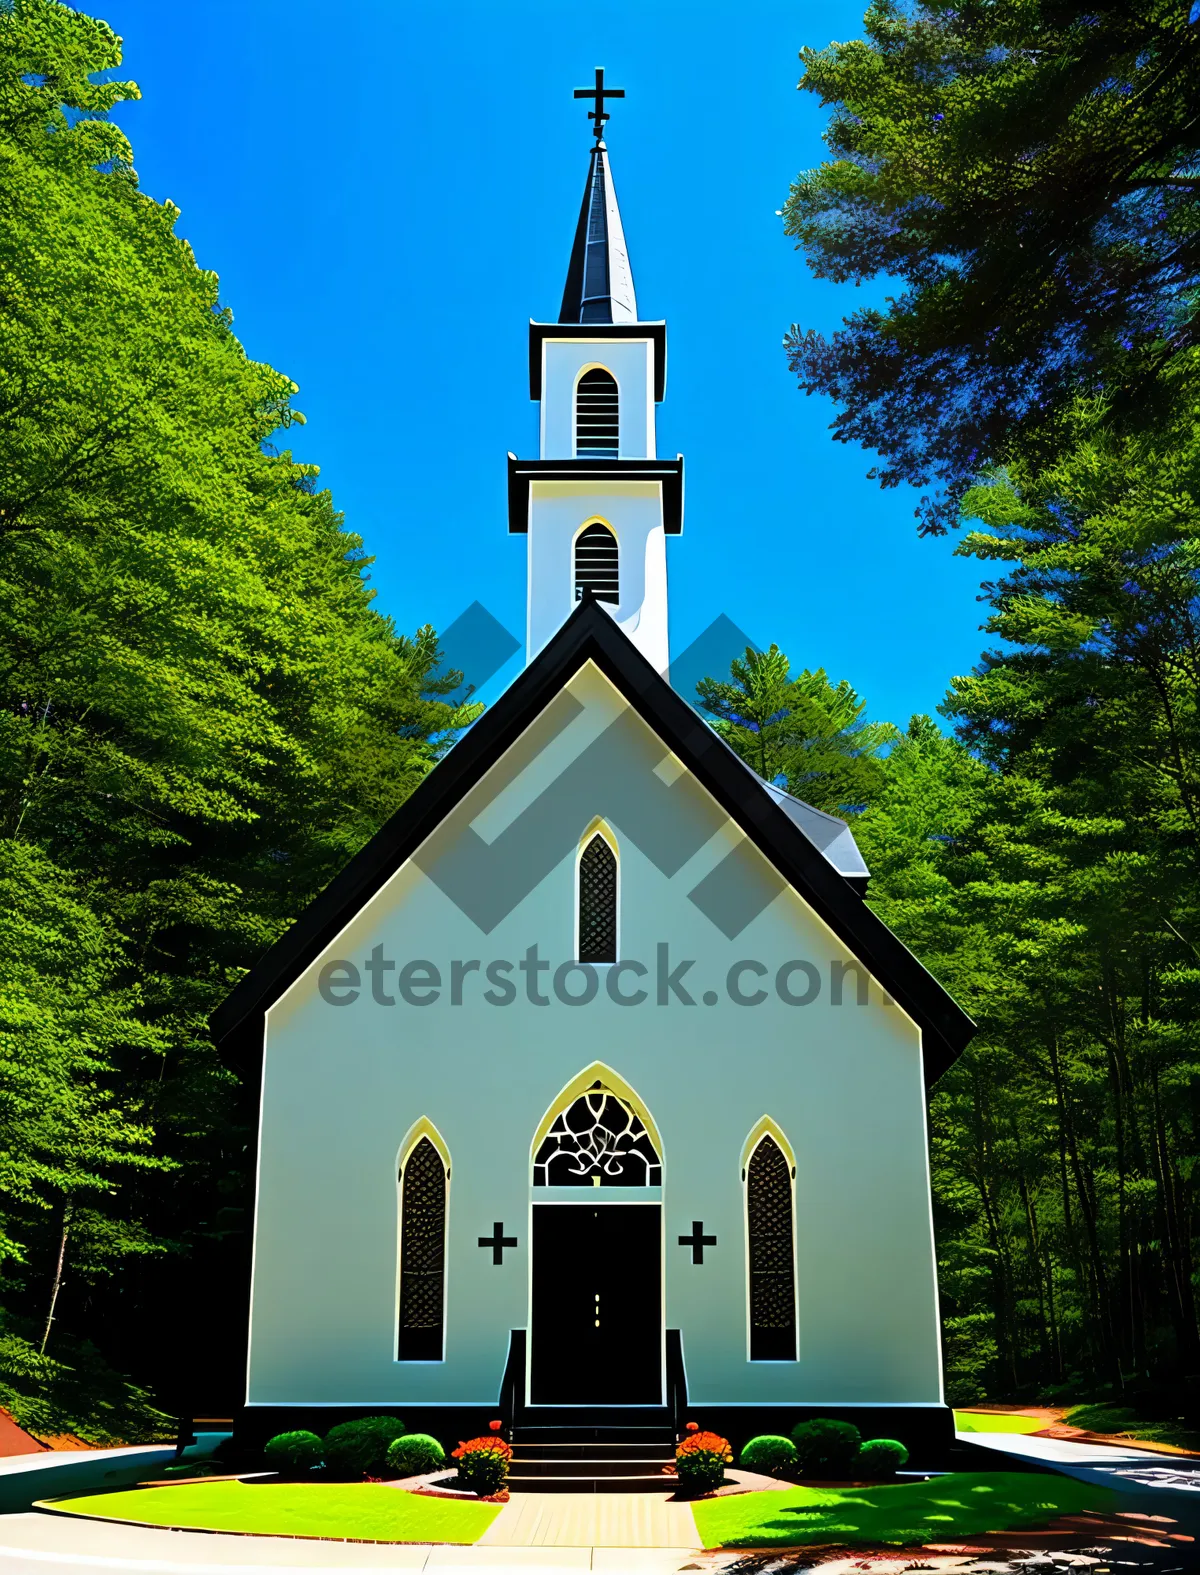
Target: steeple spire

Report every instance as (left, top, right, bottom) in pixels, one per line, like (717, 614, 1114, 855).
(559, 71, 637, 325)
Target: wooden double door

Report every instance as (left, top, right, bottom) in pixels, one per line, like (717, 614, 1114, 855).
(529, 1203, 662, 1405)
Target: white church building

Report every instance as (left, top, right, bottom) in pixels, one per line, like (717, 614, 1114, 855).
(212, 76, 973, 1474)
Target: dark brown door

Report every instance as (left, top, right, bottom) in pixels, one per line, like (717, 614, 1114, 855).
(530, 1203, 662, 1405)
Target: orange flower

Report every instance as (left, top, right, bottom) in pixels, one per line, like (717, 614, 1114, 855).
(452, 1436, 514, 1462)
(676, 1430, 733, 1463)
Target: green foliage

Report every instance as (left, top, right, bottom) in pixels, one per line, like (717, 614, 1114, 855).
(0, 1317, 170, 1444)
(696, 644, 895, 814)
(738, 1435, 798, 1477)
(0, 0, 478, 1435)
(789, 1418, 861, 1479)
(264, 1430, 323, 1474)
(855, 1438, 908, 1476)
(386, 1432, 445, 1477)
(322, 1417, 407, 1480)
(782, 1, 1200, 533)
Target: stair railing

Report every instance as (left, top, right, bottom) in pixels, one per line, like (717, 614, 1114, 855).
(498, 1328, 527, 1439)
(665, 1328, 688, 1439)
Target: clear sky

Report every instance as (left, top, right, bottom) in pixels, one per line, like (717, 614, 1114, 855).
(99, 0, 988, 727)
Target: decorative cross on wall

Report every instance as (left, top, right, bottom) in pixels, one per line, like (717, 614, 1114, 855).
(478, 1222, 518, 1265)
(574, 66, 625, 141)
(678, 1221, 717, 1265)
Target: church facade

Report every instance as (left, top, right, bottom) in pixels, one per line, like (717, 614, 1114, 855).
(213, 86, 973, 1455)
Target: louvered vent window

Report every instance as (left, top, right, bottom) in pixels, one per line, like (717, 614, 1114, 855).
(576, 368, 619, 457)
(574, 522, 619, 605)
(578, 833, 617, 963)
(398, 1135, 447, 1361)
(747, 1135, 797, 1361)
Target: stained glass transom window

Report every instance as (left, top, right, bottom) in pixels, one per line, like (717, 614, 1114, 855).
(747, 1134, 797, 1360)
(578, 833, 617, 963)
(398, 1135, 447, 1360)
(534, 1082, 661, 1187)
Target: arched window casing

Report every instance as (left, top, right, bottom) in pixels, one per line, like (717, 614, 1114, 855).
(578, 829, 617, 962)
(397, 1130, 448, 1360)
(531, 1063, 664, 1188)
(745, 1131, 797, 1360)
(575, 367, 619, 457)
(574, 521, 619, 605)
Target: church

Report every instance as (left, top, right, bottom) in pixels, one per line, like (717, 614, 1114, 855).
(212, 73, 974, 1470)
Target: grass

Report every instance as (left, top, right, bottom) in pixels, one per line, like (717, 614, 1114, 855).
(953, 1410, 1046, 1435)
(1066, 1404, 1200, 1452)
(47, 1481, 500, 1543)
(691, 1470, 1114, 1550)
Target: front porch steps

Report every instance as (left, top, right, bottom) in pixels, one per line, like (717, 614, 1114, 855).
(509, 1423, 676, 1494)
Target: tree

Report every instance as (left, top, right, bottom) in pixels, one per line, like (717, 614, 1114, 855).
(696, 644, 895, 815)
(0, 0, 480, 1431)
(783, 1, 1200, 534)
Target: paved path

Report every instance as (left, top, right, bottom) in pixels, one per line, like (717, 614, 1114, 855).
(478, 1492, 697, 1550)
(961, 1426, 1200, 1496)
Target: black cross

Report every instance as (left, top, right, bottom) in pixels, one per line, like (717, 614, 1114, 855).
(574, 66, 625, 141)
(479, 1222, 517, 1265)
(678, 1221, 717, 1265)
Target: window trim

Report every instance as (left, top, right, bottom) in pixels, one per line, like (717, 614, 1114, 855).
(395, 1117, 450, 1363)
(741, 1118, 799, 1363)
(573, 362, 621, 459)
(575, 818, 619, 964)
(572, 517, 620, 607)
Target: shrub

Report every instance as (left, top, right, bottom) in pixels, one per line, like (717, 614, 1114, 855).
(738, 1434, 798, 1477)
(452, 1435, 513, 1497)
(323, 1416, 407, 1479)
(790, 1418, 861, 1479)
(856, 1437, 908, 1476)
(675, 1429, 733, 1496)
(386, 1432, 446, 1477)
(263, 1430, 323, 1474)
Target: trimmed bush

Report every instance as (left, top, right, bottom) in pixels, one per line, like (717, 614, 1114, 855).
(452, 1435, 513, 1497)
(323, 1416, 407, 1479)
(263, 1430, 323, 1474)
(856, 1437, 909, 1476)
(386, 1432, 446, 1477)
(738, 1434, 798, 1478)
(790, 1418, 861, 1479)
(675, 1429, 733, 1496)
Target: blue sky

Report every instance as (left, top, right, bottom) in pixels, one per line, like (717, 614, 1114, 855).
(100, 0, 988, 727)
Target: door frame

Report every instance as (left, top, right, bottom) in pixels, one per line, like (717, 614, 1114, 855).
(526, 1195, 665, 1408)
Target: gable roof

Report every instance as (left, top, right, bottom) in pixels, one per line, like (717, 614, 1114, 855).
(210, 598, 974, 1087)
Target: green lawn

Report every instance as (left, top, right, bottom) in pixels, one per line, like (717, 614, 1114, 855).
(954, 1410, 1046, 1434)
(46, 1482, 500, 1543)
(1066, 1404, 1200, 1452)
(692, 1471, 1114, 1550)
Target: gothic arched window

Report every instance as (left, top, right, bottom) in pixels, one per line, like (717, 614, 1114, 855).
(397, 1133, 448, 1361)
(534, 1080, 661, 1186)
(578, 831, 617, 962)
(574, 521, 619, 605)
(746, 1133, 797, 1360)
(575, 367, 619, 457)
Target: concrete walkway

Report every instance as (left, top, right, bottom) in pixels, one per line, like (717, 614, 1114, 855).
(478, 1492, 697, 1550)
(961, 1426, 1200, 1495)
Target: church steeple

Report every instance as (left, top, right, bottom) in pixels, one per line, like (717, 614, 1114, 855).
(558, 141, 638, 325)
(509, 71, 681, 674)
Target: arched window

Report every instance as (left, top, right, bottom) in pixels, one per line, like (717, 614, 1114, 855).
(574, 522, 619, 605)
(534, 1079, 661, 1187)
(746, 1133, 797, 1360)
(575, 367, 619, 457)
(398, 1133, 448, 1360)
(578, 831, 617, 962)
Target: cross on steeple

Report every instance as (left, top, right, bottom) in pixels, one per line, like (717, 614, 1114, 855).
(574, 66, 625, 141)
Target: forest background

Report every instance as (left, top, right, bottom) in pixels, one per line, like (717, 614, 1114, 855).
(2, 0, 1199, 1439)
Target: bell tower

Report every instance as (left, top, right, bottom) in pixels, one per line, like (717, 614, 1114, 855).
(508, 70, 682, 673)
